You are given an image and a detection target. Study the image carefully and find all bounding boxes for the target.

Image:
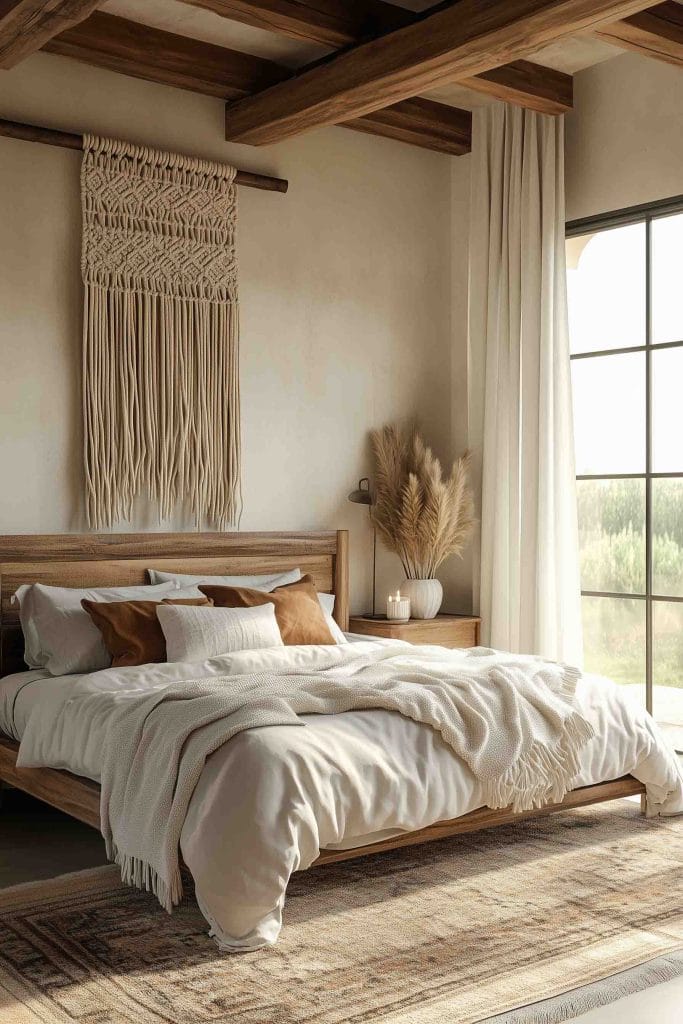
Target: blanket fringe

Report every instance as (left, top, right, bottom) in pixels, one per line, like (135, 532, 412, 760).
(105, 838, 182, 913)
(555, 663, 582, 699)
(483, 711, 595, 814)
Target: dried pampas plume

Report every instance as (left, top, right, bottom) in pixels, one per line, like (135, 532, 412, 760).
(370, 423, 475, 579)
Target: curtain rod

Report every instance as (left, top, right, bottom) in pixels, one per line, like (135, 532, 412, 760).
(0, 117, 289, 194)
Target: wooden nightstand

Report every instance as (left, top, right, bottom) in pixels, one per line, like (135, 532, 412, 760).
(348, 614, 481, 649)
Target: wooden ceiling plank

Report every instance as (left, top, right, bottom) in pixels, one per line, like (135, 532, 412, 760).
(223, 0, 655, 145)
(594, 2, 683, 67)
(0, 0, 102, 68)
(181, 0, 572, 113)
(42, 12, 472, 155)
(178, 0, 412, 48)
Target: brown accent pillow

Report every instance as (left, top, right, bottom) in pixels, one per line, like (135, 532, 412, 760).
(199, 575, 334, 646)
(81, 597, 212, 668)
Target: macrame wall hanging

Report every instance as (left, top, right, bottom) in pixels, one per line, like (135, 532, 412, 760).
(80, 134, 240, 529)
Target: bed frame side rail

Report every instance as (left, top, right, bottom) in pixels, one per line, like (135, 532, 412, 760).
(0, 735, 646, 865)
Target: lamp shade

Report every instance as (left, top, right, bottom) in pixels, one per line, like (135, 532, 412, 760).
(348, 477, 372, 505)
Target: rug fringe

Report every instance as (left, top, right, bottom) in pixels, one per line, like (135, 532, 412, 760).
(486, 949, 683, 1023)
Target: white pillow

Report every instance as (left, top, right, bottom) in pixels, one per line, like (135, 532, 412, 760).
(147, 568, 302, 589)
(14, 581, 179, 676)
(317, 592, 347, 644)
(157, 603, 283, 663)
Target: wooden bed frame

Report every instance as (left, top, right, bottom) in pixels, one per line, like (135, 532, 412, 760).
(0, 531, 645, 869)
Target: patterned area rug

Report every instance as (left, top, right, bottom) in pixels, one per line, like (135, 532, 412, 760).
(0, 802, 681, 1024)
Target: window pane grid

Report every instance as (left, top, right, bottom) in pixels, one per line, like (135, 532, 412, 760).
(579, 594, 683, 604)
(571, 338, 683, 361)
(568, 205, 683, 750)
(577, 473, 683, 480)
(645, 211, 653, 714)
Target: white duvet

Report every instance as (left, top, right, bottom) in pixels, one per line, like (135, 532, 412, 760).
(7, 641, 683, 951)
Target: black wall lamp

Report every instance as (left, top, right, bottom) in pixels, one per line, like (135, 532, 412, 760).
(347, 477, 382, 619)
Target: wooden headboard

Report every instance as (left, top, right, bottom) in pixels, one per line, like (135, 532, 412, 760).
(0, 531, 349, 678)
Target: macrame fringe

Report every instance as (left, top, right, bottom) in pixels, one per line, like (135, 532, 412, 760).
(81, 134, 241, 528)
(83, 285, 240, 528)
(106, 838, 182, 913)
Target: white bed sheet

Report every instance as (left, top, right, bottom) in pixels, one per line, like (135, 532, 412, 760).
(0, 669, 53, 741)
(4, 646, 683, 950)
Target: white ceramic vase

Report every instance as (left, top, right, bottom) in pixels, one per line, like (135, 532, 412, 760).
(402, 578, 443, 619)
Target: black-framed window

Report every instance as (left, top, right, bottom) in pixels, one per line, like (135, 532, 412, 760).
(566, 195, 683, 754)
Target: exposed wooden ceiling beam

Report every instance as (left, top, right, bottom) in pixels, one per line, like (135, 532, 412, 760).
(594, 2, 683, 67)
(345, 98, 472, 155)
(223, 0, 655, 145)
(0, 0, 102, 68)
(182, 0, 572, 114)
(43, 11, 290, 98)
(179, 0, 412, 48)
(460, 60, 573, 115)
(42, 12, 472, 155)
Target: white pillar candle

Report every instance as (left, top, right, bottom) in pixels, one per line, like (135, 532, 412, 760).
(387, 590, 410, 622)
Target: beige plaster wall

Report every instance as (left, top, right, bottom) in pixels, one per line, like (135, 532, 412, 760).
(566, 52, 683, 221)
(0, 52, 456, 614)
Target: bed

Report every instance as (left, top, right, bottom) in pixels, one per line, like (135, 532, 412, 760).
(1, 531, 681, 951)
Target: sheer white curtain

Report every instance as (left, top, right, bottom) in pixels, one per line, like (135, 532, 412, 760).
(469, 104, 582, 665)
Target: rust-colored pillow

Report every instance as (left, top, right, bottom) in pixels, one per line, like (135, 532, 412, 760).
(199, 575, 334, 646)
(81, 597, 212, 668)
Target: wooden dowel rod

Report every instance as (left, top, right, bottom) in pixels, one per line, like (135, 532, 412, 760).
(0, 117, 289, 193)
(0, 118, 82, 151)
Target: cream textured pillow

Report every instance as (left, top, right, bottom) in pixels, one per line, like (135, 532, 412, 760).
(14, 581, 179, 676)
(147, 568, 302, 589)
(157, 603, 284, 663)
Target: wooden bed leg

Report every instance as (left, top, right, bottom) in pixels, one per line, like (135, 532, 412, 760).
(640, 792, 647, 815)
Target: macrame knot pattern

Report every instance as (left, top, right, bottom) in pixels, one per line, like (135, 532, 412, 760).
(81, 134, 241, 528)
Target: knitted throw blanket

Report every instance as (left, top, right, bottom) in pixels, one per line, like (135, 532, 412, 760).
(98, 643, 593, 911)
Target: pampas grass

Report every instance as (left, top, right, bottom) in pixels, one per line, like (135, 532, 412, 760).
(370, 423, 474, 580)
